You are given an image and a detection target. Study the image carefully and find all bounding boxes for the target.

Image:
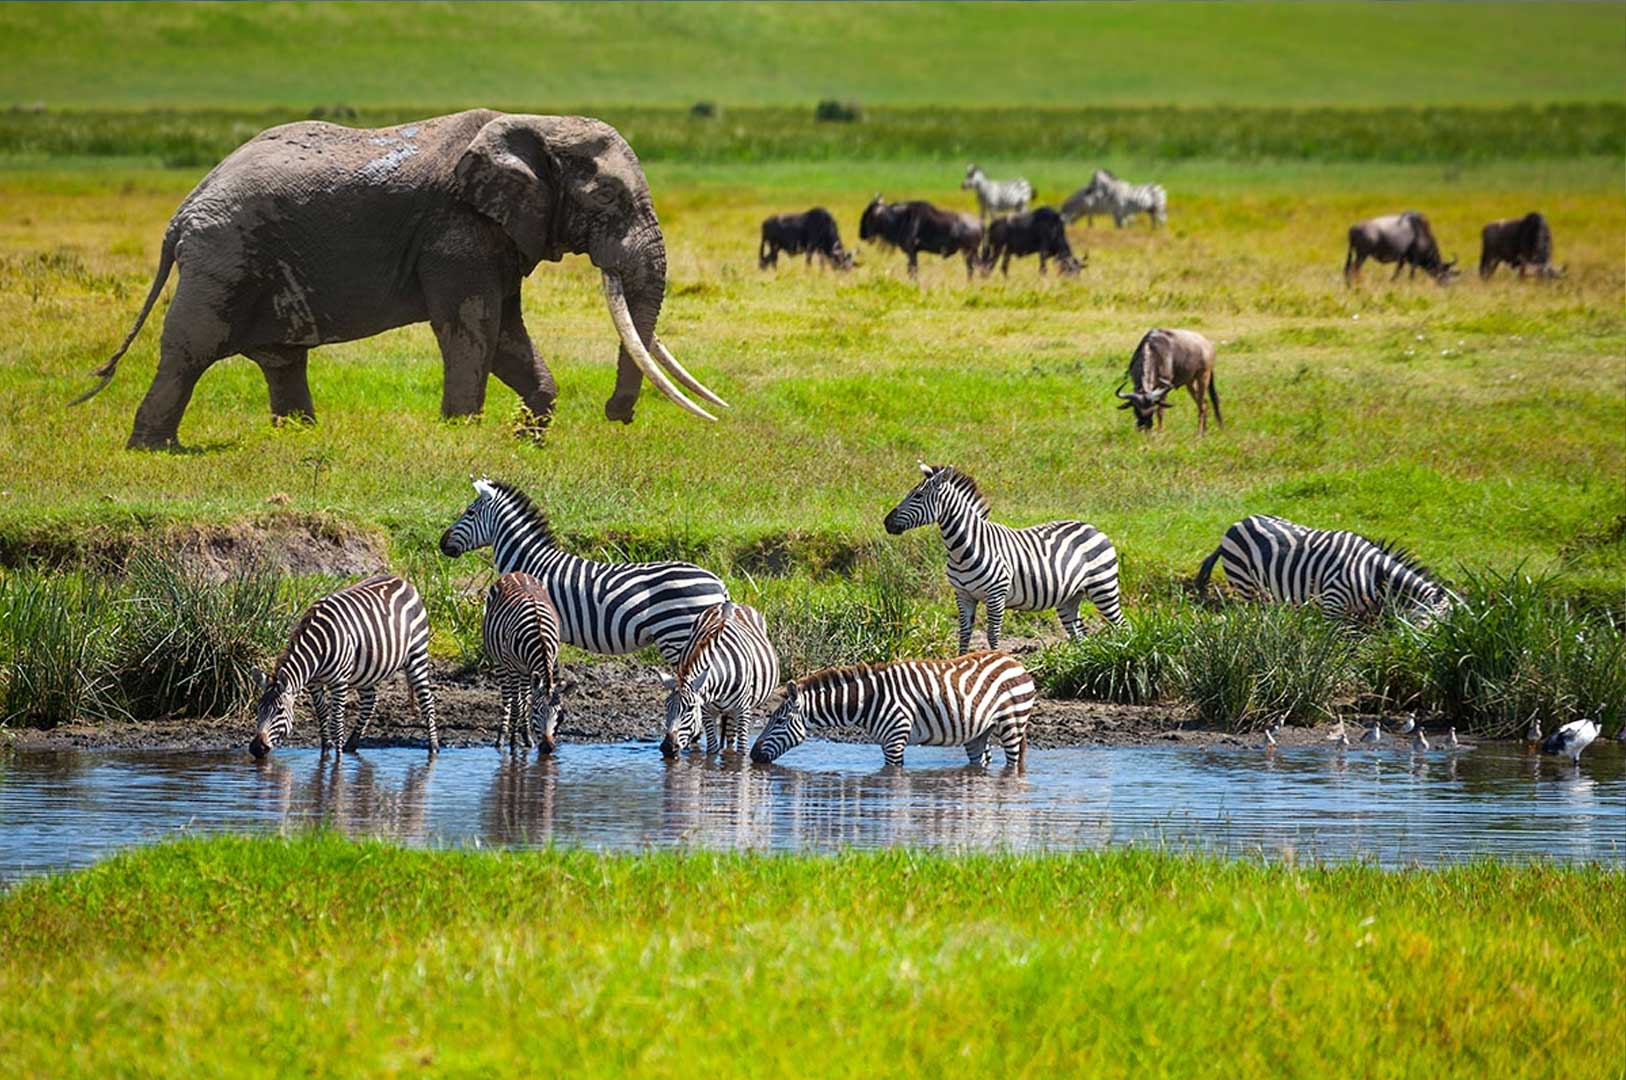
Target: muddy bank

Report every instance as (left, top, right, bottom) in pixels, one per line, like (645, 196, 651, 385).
(4, 659, 1443, 755)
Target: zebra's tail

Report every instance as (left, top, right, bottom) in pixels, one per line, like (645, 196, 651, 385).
(1194, 544, 1224, 598)
(1208, 374, 1222, 426)
(71, 220, 179, 406)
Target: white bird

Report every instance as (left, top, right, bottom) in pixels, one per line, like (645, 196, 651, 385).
(1526, 717, 1542, 744)
(1411, 728, 1430, 752)
(1361, 722, 1382, 748)
(1397, 712, 1416, 735)
(1447, 727, 1461, 748)
(1541, 714, 1601, 765)
(1336, 729, 1350, 749)
(1326, 719, 1348, 743)
(1265, 727, 1277, 748)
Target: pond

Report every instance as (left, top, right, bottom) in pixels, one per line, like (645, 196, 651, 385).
(2, 740, 1621, 880)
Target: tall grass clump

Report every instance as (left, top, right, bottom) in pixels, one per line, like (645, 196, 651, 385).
(1367, 570, 1626, 736)
(754, 556, 951, 676)
(1030, 609, 1191, 704)
(1183, 605, 1354, 730)
(0, 570, 118, 727)
(103, 551, 288, 721)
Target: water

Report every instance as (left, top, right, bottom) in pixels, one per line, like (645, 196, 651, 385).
(2, 741, 1622, 880)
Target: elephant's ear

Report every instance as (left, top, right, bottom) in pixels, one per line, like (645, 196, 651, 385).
(453, 116, 564, 264)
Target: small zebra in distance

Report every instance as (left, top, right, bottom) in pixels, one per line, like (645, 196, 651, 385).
(962, 164, 1034, 222)
(440, 479, 729, 664)
(750, 651, 1036, 768)
(483, 571, 565, 754)
(1195, 515, 1452, 623)
(1062, 169, 1167, 229)
(884, 463, 1124, 654)
(248, 574, 439, 758)
(659, 601, 780, 757)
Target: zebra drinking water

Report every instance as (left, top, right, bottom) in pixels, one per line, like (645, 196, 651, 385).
(1194, 515, 1451, 623)
(483, 571, 565, 754)
(248, 574, 439, 757)
(961, 164, 1034, 222)
(659, 601, 781, 756)
(440, 479, 729, 664)
(883, 464, 1124, 654)
(749, 651, 1036, 768)
(1061, 169, 1167, 229)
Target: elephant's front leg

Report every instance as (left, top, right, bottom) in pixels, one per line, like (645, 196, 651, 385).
(246, 346, 314, 425)
(491, 295, 558, 432)
(427, 292, 503, 419)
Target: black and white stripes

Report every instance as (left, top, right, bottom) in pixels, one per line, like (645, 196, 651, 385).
(750, 651, 1036, 768)
(248, 574, 438, 757)
(885, 464, 1123, 653)
(483, 571, 565, 754)
(1196, 514, 1450, 622)
(961, 164, 1034, 221)
(440, 479, 730, 663)
(659, 601, 780, 756)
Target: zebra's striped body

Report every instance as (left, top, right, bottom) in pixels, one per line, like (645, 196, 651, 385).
(483, 571, 564, 754)
(659, 601, 780, 756)
(962, 164, 1034, 221)
(440, 480, 729, 664)
(248, 574, 438, 757)
(1195, 515, 1449, 622)
(750, 651, 1035, 768)
(1064, 169, 1166, 228)
(884, 464, 1123, 653)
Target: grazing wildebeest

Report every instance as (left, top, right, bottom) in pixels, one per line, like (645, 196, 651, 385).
(1114, 328, 1221, 435)
(1062, 169, 1166, 228)
(980, 208, 1084, 276)
(759, 207, 855, 270)
(961, 164, 1034, 222)
(1479, 212, 1563, 280)
(1344, 211, 1459, 284)
(858, 196, 984, 279)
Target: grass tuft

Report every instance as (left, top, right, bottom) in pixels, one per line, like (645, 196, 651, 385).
(1177, 605, 1355, 730)
(1030, 610, 1189, 704)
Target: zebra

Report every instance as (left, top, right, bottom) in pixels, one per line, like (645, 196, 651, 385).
(961, 164, 1034, 222)
(659, 601, 780, 757)
(749, 651, 1035, 769)
(1194, 515, 1451, 623)
(883, 463, 1124, 654)
(1063, 169, 1166, 228)
(248, 574, 439, 758)
(440, 479, 729, 664)
(483, 571, 565, 754)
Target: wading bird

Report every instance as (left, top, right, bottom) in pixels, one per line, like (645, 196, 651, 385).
(1541, 713, 1601, 766)
(1411, 729, 1430, 752)
(1361, 722, 1382, 749)
(1447, 727, 1461, 749)
(1397, 712, 1416, 735)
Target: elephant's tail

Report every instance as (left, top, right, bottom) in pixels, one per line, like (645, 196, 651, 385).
(70, 223, 177, 406)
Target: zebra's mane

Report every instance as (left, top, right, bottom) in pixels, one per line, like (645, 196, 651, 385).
(930, 465, 991, 519)
(481, 479, 558, 549)
(1370, 536, 1439, 586)
(270, 605, 321, 686)
(674, 602, 734, 682)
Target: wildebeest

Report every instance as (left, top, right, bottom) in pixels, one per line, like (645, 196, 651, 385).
(859, 196, 984, 279)
(961, 164, 1034, 222)
(1479, 212, 1562, 280)
(759, 207, 855, 271)
(1061, 169, 1166, 228)
(980, 208, 1084, 276)
(1344, 211, 1459, 284)
(1114, 328, 1221, 435)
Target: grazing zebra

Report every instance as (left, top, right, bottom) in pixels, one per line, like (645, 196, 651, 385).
(749, 651, 1035, 768)
(248, 574, 438, 758)
(483, 571, 565, 754)
(440, 479, 728, 664)
(1194, 515, 1451, 623)
(884, 463, 1124, 654)
(1064, 169, 1166, 228)
(659, 601, 780, 756)
(962, 164, 1034, 222)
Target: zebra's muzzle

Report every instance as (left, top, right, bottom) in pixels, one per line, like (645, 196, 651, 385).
(248, 735, 271, 759)
(438, 531, 462, 557)
(883, 514, 905, 536)
(659, 733, 681, 758)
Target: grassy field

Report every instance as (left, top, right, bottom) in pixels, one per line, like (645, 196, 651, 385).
(0, 834, 1620, 1077)
(5, 2, 1622, 109)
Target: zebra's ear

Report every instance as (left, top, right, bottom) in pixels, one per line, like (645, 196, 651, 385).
(783, 681, 799, 703)
(658, 672, 677, 691)
(250, 668, 269, 692)
(917, 460, 932, 477)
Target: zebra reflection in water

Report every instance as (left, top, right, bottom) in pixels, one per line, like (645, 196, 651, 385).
(659, 754, 775, 849)
(253, 756, 434, 843)
(481, 755, 560, 845)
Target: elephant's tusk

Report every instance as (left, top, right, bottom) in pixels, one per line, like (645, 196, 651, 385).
(652, 337, 728, 409)
(601, 272, 716, 422)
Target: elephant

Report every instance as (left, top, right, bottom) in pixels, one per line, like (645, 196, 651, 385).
(72, 109, 726, 448)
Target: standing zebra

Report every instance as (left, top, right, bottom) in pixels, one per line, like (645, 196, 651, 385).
(248, 574, 439, 757)
(440, 479, 729, 664)
(749, 651, 1035, 768)
(1063, 169, 1166, 228)
(1194, 515, 1451, 622)
(659, 601, 780, 756)
(483, 571, 565, 754)
(884, 463, 1123, 653)
(962, 164, 1034, 222)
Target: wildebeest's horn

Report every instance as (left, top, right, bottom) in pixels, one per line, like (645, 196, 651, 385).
(601, 271, 717, 422)
(1114, 380, 1132, 400)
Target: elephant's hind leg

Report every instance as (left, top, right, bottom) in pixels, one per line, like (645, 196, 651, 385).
(423, 262, 504, 420)
(246, 346, 314, 426)
(491, 295, 558, 430)
(127, 274, 236, 449)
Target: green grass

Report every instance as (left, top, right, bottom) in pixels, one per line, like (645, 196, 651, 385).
(0, 834, 1620, 1077)
(5, 2, 1623, 108)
